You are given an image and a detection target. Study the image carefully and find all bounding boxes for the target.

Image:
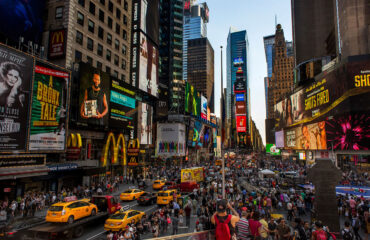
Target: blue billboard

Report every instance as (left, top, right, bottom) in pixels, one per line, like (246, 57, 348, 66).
(236, 93, 245, 102)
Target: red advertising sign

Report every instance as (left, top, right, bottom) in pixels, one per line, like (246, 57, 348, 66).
(236, 102, 246, 115)
(49, 29, 66, 59)
(236, 115, 247, 133)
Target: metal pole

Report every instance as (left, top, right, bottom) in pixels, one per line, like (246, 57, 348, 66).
(220, 46, 225, 199)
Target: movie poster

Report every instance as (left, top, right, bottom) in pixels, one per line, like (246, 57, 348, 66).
(139, 33, 158, 97)
(29, 62, 69, 151)
(138, 102, 153, 145)
(285, 121, 327, 150)
(0, 45, 33, 151)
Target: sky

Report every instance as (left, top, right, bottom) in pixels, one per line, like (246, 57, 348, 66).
(205, 0, 293, 145)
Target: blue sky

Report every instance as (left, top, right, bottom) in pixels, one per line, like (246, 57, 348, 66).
(205, 0, 292, 144)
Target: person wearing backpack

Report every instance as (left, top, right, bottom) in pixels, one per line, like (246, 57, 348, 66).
(341, 221, 354, 240)
(211, 199, 240, 240)
(311, 221, 327, 240)
(352, 214, 362, 240)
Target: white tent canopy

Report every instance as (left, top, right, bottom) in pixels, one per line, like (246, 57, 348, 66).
(258, 169, 275, 179)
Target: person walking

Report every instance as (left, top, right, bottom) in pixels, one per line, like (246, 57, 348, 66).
(236, 211, 250, 240)
(185, 203, 192, 227)
(211, 199, 240, 240)
(341, 221, 354, 240)
(171, 210, 179, 235)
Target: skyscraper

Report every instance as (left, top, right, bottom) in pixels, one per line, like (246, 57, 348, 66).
(226, 28, 250, 147)
(183, 2, 209, 81)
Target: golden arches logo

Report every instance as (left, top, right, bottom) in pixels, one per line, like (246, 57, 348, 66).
(51, 30, 64, 44)
(128, 139, 140, 149)
(67, 133, 82, 148)
(101, 133, 127, 167)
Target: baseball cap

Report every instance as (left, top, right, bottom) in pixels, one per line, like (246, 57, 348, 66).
(217, 199, 227, 213)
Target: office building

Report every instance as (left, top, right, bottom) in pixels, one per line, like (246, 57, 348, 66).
(183, 2, 209, 81)
(187, 37, 214, 112)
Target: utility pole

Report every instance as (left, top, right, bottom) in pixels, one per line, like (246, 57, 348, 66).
(220, 46, 225, 199)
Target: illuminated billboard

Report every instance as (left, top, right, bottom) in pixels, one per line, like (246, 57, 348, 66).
(29, 61, 70, 151)
(185, 82, 201, 117)
(236, 115, 247, 133)
(235, 93, 244, 102)
(234, 80, 246, 93)
(138, 102, 153, 145)
(285, 121, 327, 150)
(235, 102, 246, 115)
(140, 0, 159, 45)
(275, 130, 284, 148)
(201, 95, 207, 120)
(233, 57, 244, 66)
(266, 143, 281, 156)
(156, 123, 186, 157)
(48, 29, 66, 59)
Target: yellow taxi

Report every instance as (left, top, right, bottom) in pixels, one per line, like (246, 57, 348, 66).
(104, 210, 145, 231)
(46, 199, 98, 224)
(120, 189, 145, 201)
(152, 180, 165, 190)
(157, 189, 180, 205)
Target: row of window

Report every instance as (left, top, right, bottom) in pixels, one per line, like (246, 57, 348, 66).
(75, 50, 126, 82)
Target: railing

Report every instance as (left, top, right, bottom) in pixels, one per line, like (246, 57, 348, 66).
(145, 230, 215, 240)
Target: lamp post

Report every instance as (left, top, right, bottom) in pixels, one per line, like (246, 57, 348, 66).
(220, 46, 225, 199)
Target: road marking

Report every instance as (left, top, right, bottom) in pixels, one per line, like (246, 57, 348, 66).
(86, 231, 106, 240)
(145, 206, 157, 212)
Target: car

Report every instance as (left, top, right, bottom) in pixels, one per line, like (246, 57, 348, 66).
(152, 180, 165, 190)
(157, 189, 180, 205)
(164, 181, 178, 190)
(137, 192, 157, 205)
(45, 199, 98, 224)
(104, 210, 145, 232)
(120, 189, 145, 201)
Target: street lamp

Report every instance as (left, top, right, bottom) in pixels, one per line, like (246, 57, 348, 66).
(220, 46, 225, 199)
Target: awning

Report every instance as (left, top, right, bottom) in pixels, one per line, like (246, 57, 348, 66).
(0, 165, 49, 180)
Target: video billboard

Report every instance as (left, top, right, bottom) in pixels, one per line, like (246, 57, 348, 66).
(78, 63, 110, 127)
(139, 33, 159, 97)
(233, 57, 244, 66)
(236, 102, 246, 115)
(235, 93, 244, 102)
(201, 95, 207, 120)
(156, 123, 186, 157)
(285, 121, 327, 150)
(109, 79, 136, 130)
(138, 102, 153, 145)
(185, 82, 201, 116)
(266, 143, 281, 156)
(140, 0, 159, 45)
(0, 44, 33, 151)
(275, 130, 284, 148)
(236, 115, 247, 133)
(0, 0, 45, 44)
(29, 61, 70, 151)
(275, 89, 305, 130)
(234, 80, 246, 93)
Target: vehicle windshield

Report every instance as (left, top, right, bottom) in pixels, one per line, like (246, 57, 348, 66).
(154, 181, 161, 184)
(48, 206, 64, 212)
(110, 213, 126, 220)
(123, 190, 132, 193)
(158, 192, 168, 197)
(140, 193, 148, 197)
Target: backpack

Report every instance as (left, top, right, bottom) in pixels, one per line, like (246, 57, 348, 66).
(314, 230, 328, 240)
(342, 229, 353, 240)
(215, 214, 232, 240)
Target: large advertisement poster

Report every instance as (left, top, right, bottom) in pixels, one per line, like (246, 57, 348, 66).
(139, 33, 158, 97)
(236, 101, 246, 115)
(275, 89, 305, 130)
(275, 130, 284, 148)
(109, 79, 136, 130)
(236, 115, 247, 133)
(29, 62, 69, 151)
(156, 123, 185, 157)
(78, 63, 110, 127)
(266, 143, 281, 155)
(201, 95, 207, 120)
(285, 121, 327, 150)
(140, 0, 159, 45)
(0, 45, 33, 151)
(48, 29, 66, 59)
(0, 0, 45, 44)
(138, 102, 153, 145)
(185, 82, 200, 116)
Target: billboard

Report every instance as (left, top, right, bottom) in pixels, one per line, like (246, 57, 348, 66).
(140, 0, 159, 45)
(156, 123, 186, 157)
(235, 93, 244, 102)
(0, 44, 33, 151)
(234, 80, 246, 93)
(266, 143, 281, 156)
(0, 0, 45, 44)
(109, 79, 136, 129)
(28, 62, 69, 151)
(78, 63, 110, 127)
(201, 95, 207, 120)
(156, 86, 168, 117)
(236, 115, 247, 132)
(185, 82, 201, 116)
(275, 130, 284, 148)
(138, 102, 153, 145)
(48, 29, 66, 59)
(233, 57, 244, 66)
(235, 102, 246, 115)
(285, 121, 327, 150)
(275, 89, 305, 130)
(139, 33, 159, 97)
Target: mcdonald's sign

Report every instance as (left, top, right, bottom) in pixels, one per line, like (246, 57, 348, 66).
(101, 133, 127, 167)
(127, 139, 140, 166)
(49, 29, 66, 59)
(66, 133, 82, 159)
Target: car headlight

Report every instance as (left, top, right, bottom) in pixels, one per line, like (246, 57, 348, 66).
(61, 210, 66, 216)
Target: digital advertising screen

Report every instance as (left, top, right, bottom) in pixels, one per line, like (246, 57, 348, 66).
(139, 33, 159, 98)
(233, 57, 244, 66)
(140, 0, 159, 45)
(266, 143, 281, 155)
(236, 115, 247, 133)
(156, 123, 185, 157)
(0, 44, 33, 152)
(285, 121, 327, 150)
(275, 130, 284, 148)
(138, 102, 153, 145)
(235, 93, 244, 102)
(29, 61, 70, 151)
(201, 95, 207, 120)
(109, 79, 136, 130)
(234, 80, 246, 93)
(78, 63, 110, 127)
(236, 101, 246, 115)
(185, 82, 200, 117)
(0, 0, 45, 45)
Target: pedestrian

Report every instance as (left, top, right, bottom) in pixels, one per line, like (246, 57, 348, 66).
(351, 214, 362, 240)
(277, 219, 291, 240)
(185, 203, 192, 227)
(268, 218, 277, 240)
(311, 221, 327, 240)
(171, 209, 179, 235)
(341, 221, 354, 240)
(293, 218, 307, 240)
(236, 211, 250, 240)
(211, 199, 239, 240)
(249, 211, 263, 239)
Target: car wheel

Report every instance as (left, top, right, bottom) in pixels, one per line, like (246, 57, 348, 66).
(73, 226, 84, 238)
(133, 196, 136, 201)
(91, 208, 96, 216)
(68, 215, 74, 224)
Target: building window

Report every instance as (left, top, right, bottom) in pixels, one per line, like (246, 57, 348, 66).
(55, 6, 63, 19)
(121, 59, 126, 70)
(113, 70, 118, 78)
(88, 19, 95, 33)
(107, 33, 112, 45)
(121, 74, 126, 81)
(86, 55, 93, 65)
(77, 12, 84, 25)
(106, 66, 111, 73)
(117, 0, 121, 5)
(115, 23, 120, 34)
(75, 50, 82, 61)
(116, 8, 121, 20)
(114, 55, 119, 66)
(108, 1, 113, 12)
(123, 15, 127, 25)
(100, 0, 105, 5)
(122, 30, 127, 40)
(89, 1, 95, 15)
(106, 49, 111, 61)
(97, 44, 103, 56)
(121, 44, 126, 55)
(124, 0, 128, 11)
(98, 26, 104, 39)
(78, 0, 85, 7)
(99, 9, 105, 22)
(107, 17, 112, 28)
(87, 38, 94, 51)
(76, 30, 83, 45)
(96, 61, 102, 69)
(115, 39, 119, 50)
